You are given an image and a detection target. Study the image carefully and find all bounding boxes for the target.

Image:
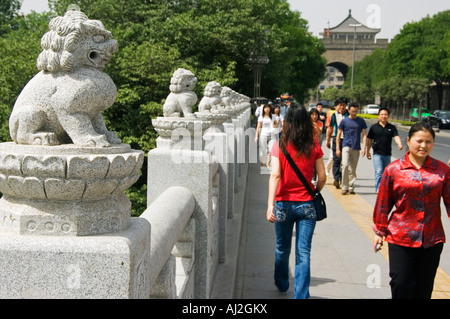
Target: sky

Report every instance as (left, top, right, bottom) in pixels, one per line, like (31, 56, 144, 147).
(20, 0, 449, 40)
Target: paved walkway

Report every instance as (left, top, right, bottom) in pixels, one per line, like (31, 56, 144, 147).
(232, 147, 450, 299)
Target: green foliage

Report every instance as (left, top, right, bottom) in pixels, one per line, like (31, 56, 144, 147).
(320, 87, 340, 104)
(49, 0, 326, 101)
(0, 0, 22, 35)
(350, 10, 449, 108)
(2, 1, 327, 215)
(0, 12, 54, 142)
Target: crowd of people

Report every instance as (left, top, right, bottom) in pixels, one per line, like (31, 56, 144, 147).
(255, 97, 450, 300)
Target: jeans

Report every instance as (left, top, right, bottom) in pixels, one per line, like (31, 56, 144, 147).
(274, 201, 316, 299)
(331, 137, 342, 183)
(373, 154, 391, 192)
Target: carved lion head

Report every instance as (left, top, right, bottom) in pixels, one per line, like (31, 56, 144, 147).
(169, 68, 197, 93)
(37, 10, 118, 72)
(203, 81, 222, 97)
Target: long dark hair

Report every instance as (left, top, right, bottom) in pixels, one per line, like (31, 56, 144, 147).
(280, 104, 314, 157)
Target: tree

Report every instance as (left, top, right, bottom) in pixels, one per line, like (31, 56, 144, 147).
(0, 0, 22, 36)
(320, 87, 340, 105)
(346, 48, 386, 91)
(384, 10, 450, 107)
(49, 0, 326, 101)
(345, 84, 373, 106)
(0, 12, 53, 141)
(3, 1, 327, 215)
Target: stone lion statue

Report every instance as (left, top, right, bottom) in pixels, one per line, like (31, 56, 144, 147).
(9, 10, 121, 147)
(220, 87, 234, 110)
(198, 81, 223, 113)
(163, 68, 198, 118)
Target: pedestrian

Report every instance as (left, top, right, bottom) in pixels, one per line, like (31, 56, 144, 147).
(366, 107, 403, 193)
(316, 102, 327, 145)
(279, 99, 287, 119)
(324, 103, 337, 177)
(272, 104, 283, 138)
(336, 102, 367, 194)
(266, 105, 283, 168)
(266, 103, 326, 299)
(255, 104, 274, 167)
(310, 108, 323, 143)
(372, 122, 450, 299)
(326, 97, 349, 189)
(310, 108, 323, 186)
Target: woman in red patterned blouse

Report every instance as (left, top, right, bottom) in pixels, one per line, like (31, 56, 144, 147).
(372, 122, 450, 299)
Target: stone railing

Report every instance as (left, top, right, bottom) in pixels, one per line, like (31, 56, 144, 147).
(146, 101, 252, 298)
(140, 186, 196, 298)
(0, 9, 254, 298)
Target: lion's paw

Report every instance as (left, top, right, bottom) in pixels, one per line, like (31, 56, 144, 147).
(32, 133, 59, 146)
(105, 131, 121, 144)
(85, 135, 111, 148)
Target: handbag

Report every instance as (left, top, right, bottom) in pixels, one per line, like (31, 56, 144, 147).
(280, 145, 327, 221)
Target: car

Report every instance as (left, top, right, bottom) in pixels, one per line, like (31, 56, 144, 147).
(427, 110, 450, 129)
(410, 107, 431, 122)
(365, 104, 380, 115)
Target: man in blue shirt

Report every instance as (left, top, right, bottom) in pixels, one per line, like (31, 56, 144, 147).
(336, 102, 367, 195)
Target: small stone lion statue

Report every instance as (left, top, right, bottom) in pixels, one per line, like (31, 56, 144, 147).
(220, 87, 234, 110)
(9, 10, 121, 147)
(198, 81, 224, 113)
(163, 68, 198, 118)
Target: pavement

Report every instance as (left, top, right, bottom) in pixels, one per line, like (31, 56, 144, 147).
(212, 128, 450, 299)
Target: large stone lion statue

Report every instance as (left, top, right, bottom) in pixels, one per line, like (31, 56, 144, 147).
(9, 10, 121, 147)
(163, 68, 198, 118)
(198, 81, 224, 113)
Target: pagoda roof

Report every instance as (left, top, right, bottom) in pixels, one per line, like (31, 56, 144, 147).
(327, 10, 381, 34)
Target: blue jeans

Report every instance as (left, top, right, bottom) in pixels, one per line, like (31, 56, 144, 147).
(274, 201, 316, 299)
(373, 154, 391, 192)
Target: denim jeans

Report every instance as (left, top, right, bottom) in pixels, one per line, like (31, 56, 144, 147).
(331, 137, 342, 183)
(373, 154, 391, 192)
(274, 201, 316, 299)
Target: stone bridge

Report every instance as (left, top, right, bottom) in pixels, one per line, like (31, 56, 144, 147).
(0, 102, 253, 299)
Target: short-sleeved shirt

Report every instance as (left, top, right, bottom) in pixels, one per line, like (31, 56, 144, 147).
(329, 111, 348, 138)
(270, 141, 324, 202)
(367, 122, 399, 156)
(258, 116, 272, 137)
(338, 117, 367, 150)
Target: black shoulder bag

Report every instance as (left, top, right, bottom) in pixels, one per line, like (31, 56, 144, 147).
(280, 145, 327, 221)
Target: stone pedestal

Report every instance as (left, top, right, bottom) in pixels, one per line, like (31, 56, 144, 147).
(0, 143, 143, 236)
(0, 218, 150, 299)
(149, 116, 219, 299)
(0, 142, 149, 298)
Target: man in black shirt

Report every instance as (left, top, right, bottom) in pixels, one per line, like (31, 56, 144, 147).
(366, 107, 403, 192)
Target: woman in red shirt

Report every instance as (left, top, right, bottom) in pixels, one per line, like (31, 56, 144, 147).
(373, 122, 450, 299)
(267, 104, 326, 299)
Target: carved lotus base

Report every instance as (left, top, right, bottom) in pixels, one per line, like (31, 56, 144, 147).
(0, 142, 144, 236)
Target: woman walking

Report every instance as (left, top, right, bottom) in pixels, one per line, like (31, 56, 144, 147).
(255, 104, 274, 167)
(267, 104, 326, 298)
(373, 122, 450, 299)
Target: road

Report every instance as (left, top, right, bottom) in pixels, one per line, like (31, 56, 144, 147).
(392, 123, 450, 164)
